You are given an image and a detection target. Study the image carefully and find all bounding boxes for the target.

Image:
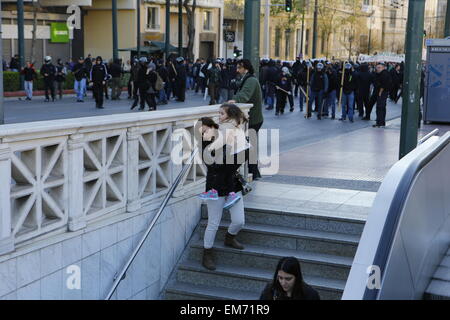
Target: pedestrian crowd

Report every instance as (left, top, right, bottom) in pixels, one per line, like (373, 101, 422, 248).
(259, 56, 419, 128)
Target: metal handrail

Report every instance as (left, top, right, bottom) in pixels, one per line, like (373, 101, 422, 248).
(418, 128, 439, 145)
(105, 148, 199, 300)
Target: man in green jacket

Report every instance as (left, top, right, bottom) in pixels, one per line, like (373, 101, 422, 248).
(229, 59, 264, 180)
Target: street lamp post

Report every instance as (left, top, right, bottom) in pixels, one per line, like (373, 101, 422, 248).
(312, 0, 318, 58)
(165, 0, 170, 60)
(445, 0, 450, 37)
(112, 0, 119, 61)
(17, 0, 25, 90)
(0, 2, 4, 125)
(244, 0, 261, 78)
(178, 0, 183, 57)
(137, 0, 141, 58)
(399, 0, 425, 159)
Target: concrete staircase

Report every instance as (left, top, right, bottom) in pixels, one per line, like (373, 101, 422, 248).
(424, 247, 450, 300)
(164, 196, 367, 300)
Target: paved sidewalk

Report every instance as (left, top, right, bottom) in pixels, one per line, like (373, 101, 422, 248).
(244, 181, 376, 221)
(262, 116, 450, 190)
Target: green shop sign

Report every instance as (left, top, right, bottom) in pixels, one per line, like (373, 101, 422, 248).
(50, 23, 70, 43)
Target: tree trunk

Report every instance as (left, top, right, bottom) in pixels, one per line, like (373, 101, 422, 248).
(183, 0, 196, 61)
(30, 1, 39, 64)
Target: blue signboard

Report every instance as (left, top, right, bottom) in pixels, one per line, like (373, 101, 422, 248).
(424, 38, 450, 123)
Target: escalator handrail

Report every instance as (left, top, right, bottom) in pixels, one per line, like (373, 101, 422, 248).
(363, 132, 450, 299)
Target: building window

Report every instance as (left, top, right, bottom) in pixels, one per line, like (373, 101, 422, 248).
(203, 11, 212, 31)
(390, 10, 396, 28)
(285, 29, 291, 59)
(275, 28, 281, 57)
(146, 7, 159, 30)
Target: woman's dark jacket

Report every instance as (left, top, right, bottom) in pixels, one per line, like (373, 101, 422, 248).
(259, 282, 320, 300)
(202, 140, 243, 197)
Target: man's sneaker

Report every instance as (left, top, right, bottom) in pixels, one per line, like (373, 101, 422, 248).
(223, 192, 241, 210)
(199, 189, 219, 201)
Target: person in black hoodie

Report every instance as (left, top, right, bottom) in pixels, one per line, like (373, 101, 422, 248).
(369, 63, 392, 127)
(109, 59, 123, 100)
(356, 64, 374, 119)
(275, 67, 293, 116)
(325, 63, 338, 119)
(260, 257, 320, 300)
(90, 56, 109, 109)
(73, 57, 89, 102)
(296, 62, 308, 112)
(265, 60, 278, 110)
(308, 63, 328, 119)
(21, 61, 37, 100)
(339, 63, 357, 122)
(219, 62, 234, 103)
(175, 57, 187, 102)
(389, 64, 403, 104)
(40, 56, 56, 102)
(156, 59, 169, 105)
(55, 59, 67, 100)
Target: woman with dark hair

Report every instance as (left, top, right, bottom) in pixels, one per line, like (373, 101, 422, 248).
(260, 257, 320, 300)
(199, 104, 250, 271)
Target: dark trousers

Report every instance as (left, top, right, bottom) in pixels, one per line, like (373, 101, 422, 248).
(195, 77, 206, 93)
(139, 88, 157, 110)
(356, 89, 370, 117)
(276, 91, 287, 113)
(176, 82, 186, 102)
(307, 90, 324, 117)
(367, 91, 378, 119)
(209, 84, 219, 105)
(248, 122, 263, 180)
(44, 79, 55, 100)
(56, 81, 64, 99)
(93, 82, 104, 107)
(376, 91, 388, 126)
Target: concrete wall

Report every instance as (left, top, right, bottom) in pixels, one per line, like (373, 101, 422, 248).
(0, 193, 202, 300)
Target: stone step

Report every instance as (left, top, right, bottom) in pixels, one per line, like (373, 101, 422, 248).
(201, 204, 366, 236)
(199, 220, 360, 257)
(165, 281, 259, 300)
(174, 260, 344, 300)
(433, 266, 450, 282)
(189, 240, 353, 281)
(424, 248, 450, 300)
(425, 279, 450, 300)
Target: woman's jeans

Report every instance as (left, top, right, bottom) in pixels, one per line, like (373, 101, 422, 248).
(204, 192, 245, 249)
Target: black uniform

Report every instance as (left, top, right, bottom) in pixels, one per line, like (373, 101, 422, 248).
(175, 62, 187, 102)
(356, 64, 374, 119)
(55, 64, 66, 99)
(40, 62, 56, 101)
(90, 63, 109, 108)
(368, 69, 392, 126)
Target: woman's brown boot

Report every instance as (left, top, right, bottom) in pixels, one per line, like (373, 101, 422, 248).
(202, 248, 216, 270)
(224, 232, 245, 250)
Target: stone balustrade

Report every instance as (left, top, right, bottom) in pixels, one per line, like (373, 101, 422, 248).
(0, 104, 252, 255)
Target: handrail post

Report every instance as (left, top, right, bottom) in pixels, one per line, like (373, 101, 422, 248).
(68, 134, 87, 231)
(126, 127, 142, 212)
(0, 144, 14, 255)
